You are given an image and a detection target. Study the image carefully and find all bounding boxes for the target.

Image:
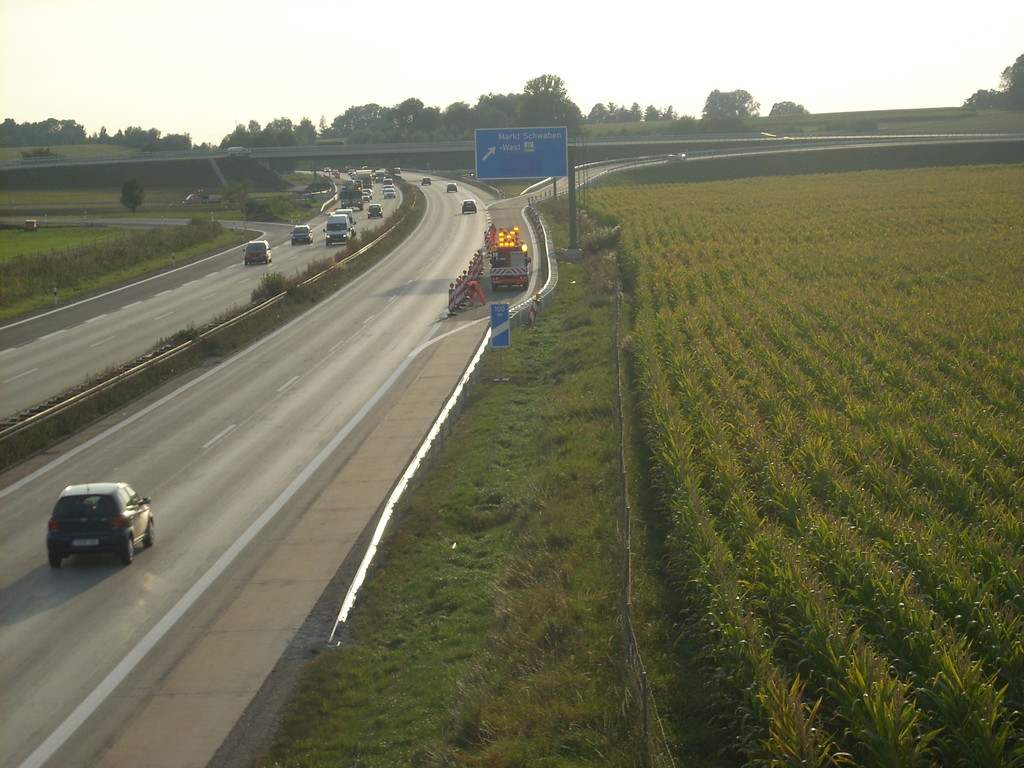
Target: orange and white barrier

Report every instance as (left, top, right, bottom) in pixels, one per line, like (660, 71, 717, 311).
(526, 293, 542, 324)
(447, 249, 486, 314)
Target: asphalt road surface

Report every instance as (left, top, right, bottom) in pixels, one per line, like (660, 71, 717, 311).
(0, 180, 532, 768)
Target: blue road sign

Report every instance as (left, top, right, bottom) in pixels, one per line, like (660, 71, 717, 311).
(490, 303, 510, 348)
(475, 126, 568, 180)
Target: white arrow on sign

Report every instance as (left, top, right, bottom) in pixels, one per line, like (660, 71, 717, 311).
(482, 147, 496, 162)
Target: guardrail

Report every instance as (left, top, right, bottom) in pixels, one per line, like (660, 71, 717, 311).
(0, 211, 409, 443)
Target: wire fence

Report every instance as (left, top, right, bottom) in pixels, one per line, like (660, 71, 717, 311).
(615, 285, 677, 768)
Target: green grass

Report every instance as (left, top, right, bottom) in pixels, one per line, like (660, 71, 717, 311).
(0, 226, 127, 262)
(0, 144, 136, 162)
(0, 185, 268, 219)
(262, 254, 673, 767)
(0, 220, 248, 321)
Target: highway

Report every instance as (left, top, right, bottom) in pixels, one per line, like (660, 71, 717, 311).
(0, 179, 523, 768)
(0, 193, 403, 421)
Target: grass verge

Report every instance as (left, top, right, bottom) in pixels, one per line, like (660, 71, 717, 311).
(0, 220, 249, 322)
(259, 240, 728, 766)
(256, 233, 737, 765)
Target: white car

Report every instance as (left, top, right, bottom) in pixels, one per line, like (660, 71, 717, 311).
(382, 186, 396, 199)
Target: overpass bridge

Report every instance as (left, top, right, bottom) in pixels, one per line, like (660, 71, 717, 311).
(10, 132, 1015, 173)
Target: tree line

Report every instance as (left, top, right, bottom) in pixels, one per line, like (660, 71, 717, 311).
(963, 53, 1024, 109)
(4, 58, 1021, 154)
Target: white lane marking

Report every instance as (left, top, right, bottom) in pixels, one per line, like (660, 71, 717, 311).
(202, 424, 237, 450)
(12, 317, 450, 768)
(3, 367, 38, 384)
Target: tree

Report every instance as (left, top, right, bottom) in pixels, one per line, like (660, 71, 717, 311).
(116, 126, 161, 148)
(159, 133, 192, 151)
(391, 98, 426, 129)
(0, 118, 87, 147)
(120, 178, 144, 213)
(475, 93, 523, 128)
(1001, 53, 1024, 110)
(703, 89, 760, 119)
(21, 147, 63, 158)
(443, 101, 476, 135)
(220, 123, 251, 149)
(587, 103, 609, 123)
(223, 180, 251, 210)
(328, 104, 387, 137)
(519, 74, 582, 129)
(963, 89, 1008, 109)
(769, 101, 809, 117)
(963, 53, 1023, 110)
(295, 118, 317, 145)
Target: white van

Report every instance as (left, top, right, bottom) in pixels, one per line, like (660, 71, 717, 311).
(325, 213, 353, 246)
(333, 208, 357, 227)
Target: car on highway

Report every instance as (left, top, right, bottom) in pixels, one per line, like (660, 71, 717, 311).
(361, 190, 372, 202)
(382, 186, 396, 199)
(367, 203, 383, 218)
(446, 182, 457, 193)
(421, 177, 431, 186)
(243, 239, 272, 265)
(461, 199, 477, 214)
(290, 224, 313, 245)
(46, 482, 154, 567)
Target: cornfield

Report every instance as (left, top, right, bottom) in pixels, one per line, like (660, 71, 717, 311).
(591, 165, 1024, 766)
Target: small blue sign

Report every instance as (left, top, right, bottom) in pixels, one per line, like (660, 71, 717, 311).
(490, 303, 510, 348)
(475, 126, 568, 180)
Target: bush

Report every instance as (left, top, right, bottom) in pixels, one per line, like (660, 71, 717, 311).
(241, 196, 311, 222)
(251, 271, 287, 302)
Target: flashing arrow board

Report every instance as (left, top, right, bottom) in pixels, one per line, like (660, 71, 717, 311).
(490, 302, 510, 348)
(475, 126, 568, 180)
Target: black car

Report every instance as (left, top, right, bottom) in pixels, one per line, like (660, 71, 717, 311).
(291, 225, 313, 245)
(367, 203, 383, 218)
(461, 199, 477, 214)
(446, 182, 457, 192)
(47, 482, 154, 567)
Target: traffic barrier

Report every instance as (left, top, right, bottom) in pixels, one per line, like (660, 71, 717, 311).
(526, 293, 542, 324)
(447, 249, 486, 314)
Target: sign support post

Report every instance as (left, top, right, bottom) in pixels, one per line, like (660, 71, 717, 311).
(490, 303, 510, 382)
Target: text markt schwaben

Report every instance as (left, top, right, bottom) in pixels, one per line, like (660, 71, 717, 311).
(497, 129, 562, 151)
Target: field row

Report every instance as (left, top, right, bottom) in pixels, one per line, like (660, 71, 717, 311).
(593, 165, 1024, 765)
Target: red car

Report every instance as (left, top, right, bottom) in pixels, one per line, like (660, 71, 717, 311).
(244, 239, 272, 265)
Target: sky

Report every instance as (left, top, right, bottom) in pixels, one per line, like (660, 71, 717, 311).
(2, 0, 1021, 146)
